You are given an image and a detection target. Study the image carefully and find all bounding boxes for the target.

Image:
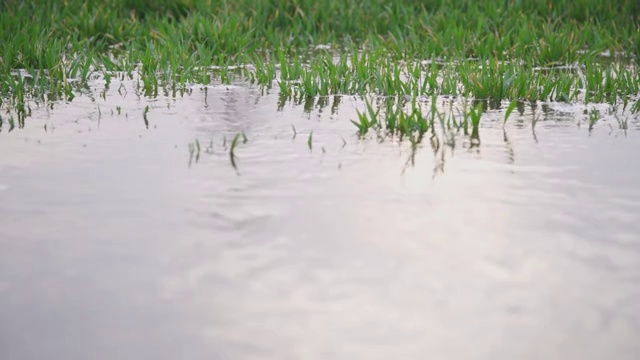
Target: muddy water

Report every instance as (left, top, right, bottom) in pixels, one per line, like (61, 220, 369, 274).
(1, 79, 640, 360)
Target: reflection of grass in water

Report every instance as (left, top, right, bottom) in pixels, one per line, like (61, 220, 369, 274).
(348, 97, 489, 162)
(229, 133, 241, 170)
(143, 105, 150, 129)
(179, 95, 631, 175)
(188, 138, 201, 167)
(361, 98, 490, 175)
(0, 114, 16, 132)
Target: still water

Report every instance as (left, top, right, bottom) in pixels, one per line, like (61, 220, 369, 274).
(1, 78, 640, 359)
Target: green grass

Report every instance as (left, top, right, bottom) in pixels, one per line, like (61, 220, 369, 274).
(1, 0, 639, 133)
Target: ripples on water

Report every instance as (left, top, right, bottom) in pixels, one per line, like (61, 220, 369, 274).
(1, 78, 640, 359)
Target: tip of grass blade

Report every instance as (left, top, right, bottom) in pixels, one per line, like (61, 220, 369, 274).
(504, 100, 518, 126)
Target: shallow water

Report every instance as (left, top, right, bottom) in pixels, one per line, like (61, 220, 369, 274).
(1, 78, 640, 360)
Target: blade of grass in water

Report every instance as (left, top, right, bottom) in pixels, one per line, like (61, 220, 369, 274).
(229, 133, 240, 170)
(143, 105, 150, 129)
(504, 100, 518, 126)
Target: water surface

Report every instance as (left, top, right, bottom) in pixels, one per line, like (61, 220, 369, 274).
(1, 78, 640, 360)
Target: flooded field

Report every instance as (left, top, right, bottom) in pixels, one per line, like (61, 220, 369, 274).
(1, 77, 640, 359)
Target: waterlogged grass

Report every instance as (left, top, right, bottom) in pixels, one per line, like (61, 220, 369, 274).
(257, 52, 640, 105)
(1, 0, 640, 135)
(350, 95, 492, 142)
(172, 94, 634, 171)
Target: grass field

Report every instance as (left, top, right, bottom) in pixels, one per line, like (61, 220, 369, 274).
(1, 0, 639, 135)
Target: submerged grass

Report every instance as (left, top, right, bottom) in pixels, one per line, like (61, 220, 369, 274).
(351, 95, 489, 141)
(1, 0, 640, 131)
